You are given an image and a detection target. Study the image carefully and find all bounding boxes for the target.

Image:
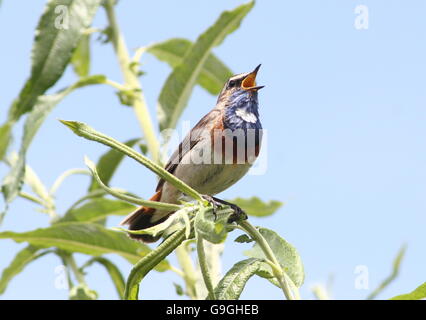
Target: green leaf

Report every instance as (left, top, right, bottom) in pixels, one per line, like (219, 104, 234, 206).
(390, 282, 426, 300)
(244, 228, 304, 287)
(194, 206, 233, 244)
(214, 258, 262, 300)
(74, 74, 106, 87)
(120, 205, 195, 240)
(227, 197, 283, 217)
(1, 76, 106, 205)
(234, 234, 253, 243)
(0, 222, 152, 265)
(157, 1, 254, 131)
(147, 38, 233, 95)
(88, 138, 139, 192)
(71, 33, 91, 77)
(8, 0, 101, 121)
(23, 164, 51, 204)
(69, 283, 98, 300)
(81, 257, 125, 299)
(0, 122, 12, 161)
(85, 156, 182, 212)
(60, 198, 136, 223)
(124, 223, 190, 300)
(367, 245, 407, 300)
(60, 120, 203, 201)
(2, 94, 64, 204)
(0, 245, 51, 295)
(173, 283, 184, 296)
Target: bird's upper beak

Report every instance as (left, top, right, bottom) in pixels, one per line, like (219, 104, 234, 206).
(241, 64, 264, 91)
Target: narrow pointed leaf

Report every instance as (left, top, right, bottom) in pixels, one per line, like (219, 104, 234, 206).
(1, 75, 106, 205)
(0, 245, 50, 295)
(24, 164, 51, 204)
(71, 34, 91, 77)
(81, 257, 125, 299)
(2, 94, 65, 204)
(124, 224, 190, 299)
(390, 283, 426, 300)
(60, 198, 136, 223)
(367, 245, 407, 300)
(214, 258, 262, 300)
(85, 156, 182, 211)
(227, 197, 283, 217)
(60, 120, 203, 201)
(157, 1, 254, 131)
(0, 222, 152, 265)
(0, 122, 12, 161)
(147, 38, 232, 95)
(8, 0, 101, 121)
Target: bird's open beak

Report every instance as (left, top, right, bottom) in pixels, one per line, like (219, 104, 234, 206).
(242, 64, 264, 91)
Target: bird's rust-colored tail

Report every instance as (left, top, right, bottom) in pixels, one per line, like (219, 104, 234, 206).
(120, 190, 171, 243)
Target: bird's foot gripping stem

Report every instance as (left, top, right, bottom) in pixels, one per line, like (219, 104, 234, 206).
(201, 195, 247, 223)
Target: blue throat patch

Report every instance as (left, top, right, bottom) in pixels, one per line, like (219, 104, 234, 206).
(224, 90, 262, 131)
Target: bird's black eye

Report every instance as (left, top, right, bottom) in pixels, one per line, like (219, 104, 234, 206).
(228, 80, 237, 88)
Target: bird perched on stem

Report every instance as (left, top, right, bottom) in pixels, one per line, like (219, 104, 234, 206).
(121, 65, 264, 242)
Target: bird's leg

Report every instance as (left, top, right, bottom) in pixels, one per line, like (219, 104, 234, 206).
(202, 195, 247, 223)
(201, 195, 219, 220)
(211, 197, 248, 223)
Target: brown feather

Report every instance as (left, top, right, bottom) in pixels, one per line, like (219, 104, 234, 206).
(120, 190, 170, 243)
(156, 109, 222, 191)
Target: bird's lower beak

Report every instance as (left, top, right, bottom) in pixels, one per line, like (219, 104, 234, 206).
(242, 64, 264, 91)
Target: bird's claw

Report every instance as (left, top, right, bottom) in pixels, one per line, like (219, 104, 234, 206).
(227, 203, 247, 223)
(201, 195, 247, 223)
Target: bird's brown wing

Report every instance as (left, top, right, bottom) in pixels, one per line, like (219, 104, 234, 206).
(156, 108, 222, 192)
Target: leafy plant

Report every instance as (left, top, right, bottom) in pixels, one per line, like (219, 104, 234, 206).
(0, 0, 421, 301)
(0, 0, 299, 300)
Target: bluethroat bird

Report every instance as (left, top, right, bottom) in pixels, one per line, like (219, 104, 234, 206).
(121, 65, 264, 242)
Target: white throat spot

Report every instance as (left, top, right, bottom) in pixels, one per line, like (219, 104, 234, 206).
(235, 108, 257, 123)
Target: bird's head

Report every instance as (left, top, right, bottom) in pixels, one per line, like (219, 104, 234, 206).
(217, 64, 264, 105)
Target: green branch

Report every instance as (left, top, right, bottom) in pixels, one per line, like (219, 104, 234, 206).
(124, 223, 190, 300)
(196, 234, 216, 299)
(85, 156, 181, 211)
(175, 243, 198, 299)
(59, 120, 203, 202)
(103, 0, 160, 164)
(367, 244, 407, 300)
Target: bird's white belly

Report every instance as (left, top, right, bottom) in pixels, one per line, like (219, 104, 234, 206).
(160, 139, 252, 204)
(179, 162, 251, 195)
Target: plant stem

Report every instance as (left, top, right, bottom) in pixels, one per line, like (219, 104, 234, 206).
(124, 224, 189, 300)
(175, 243, 198, 299)
(103, 78, 128, 91)
(49, 168, 90, 196)
(61, 120, 204, 202)
(61, 252, 86, 285)
(104, 0, 160, 164)
(18, 191, 46, 206)
(196, 234, 216, 299)
(57, 252, 75, 290)
(86, 156, 182, 211)
(311, 284, 330, 300)
(238, 220, 297, 300)
(169, 265, 185, 278)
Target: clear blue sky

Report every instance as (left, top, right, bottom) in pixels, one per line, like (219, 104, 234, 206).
(1, 0, 425, 300)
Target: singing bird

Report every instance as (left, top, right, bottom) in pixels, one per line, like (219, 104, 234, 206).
(121, 65, 264, 242)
